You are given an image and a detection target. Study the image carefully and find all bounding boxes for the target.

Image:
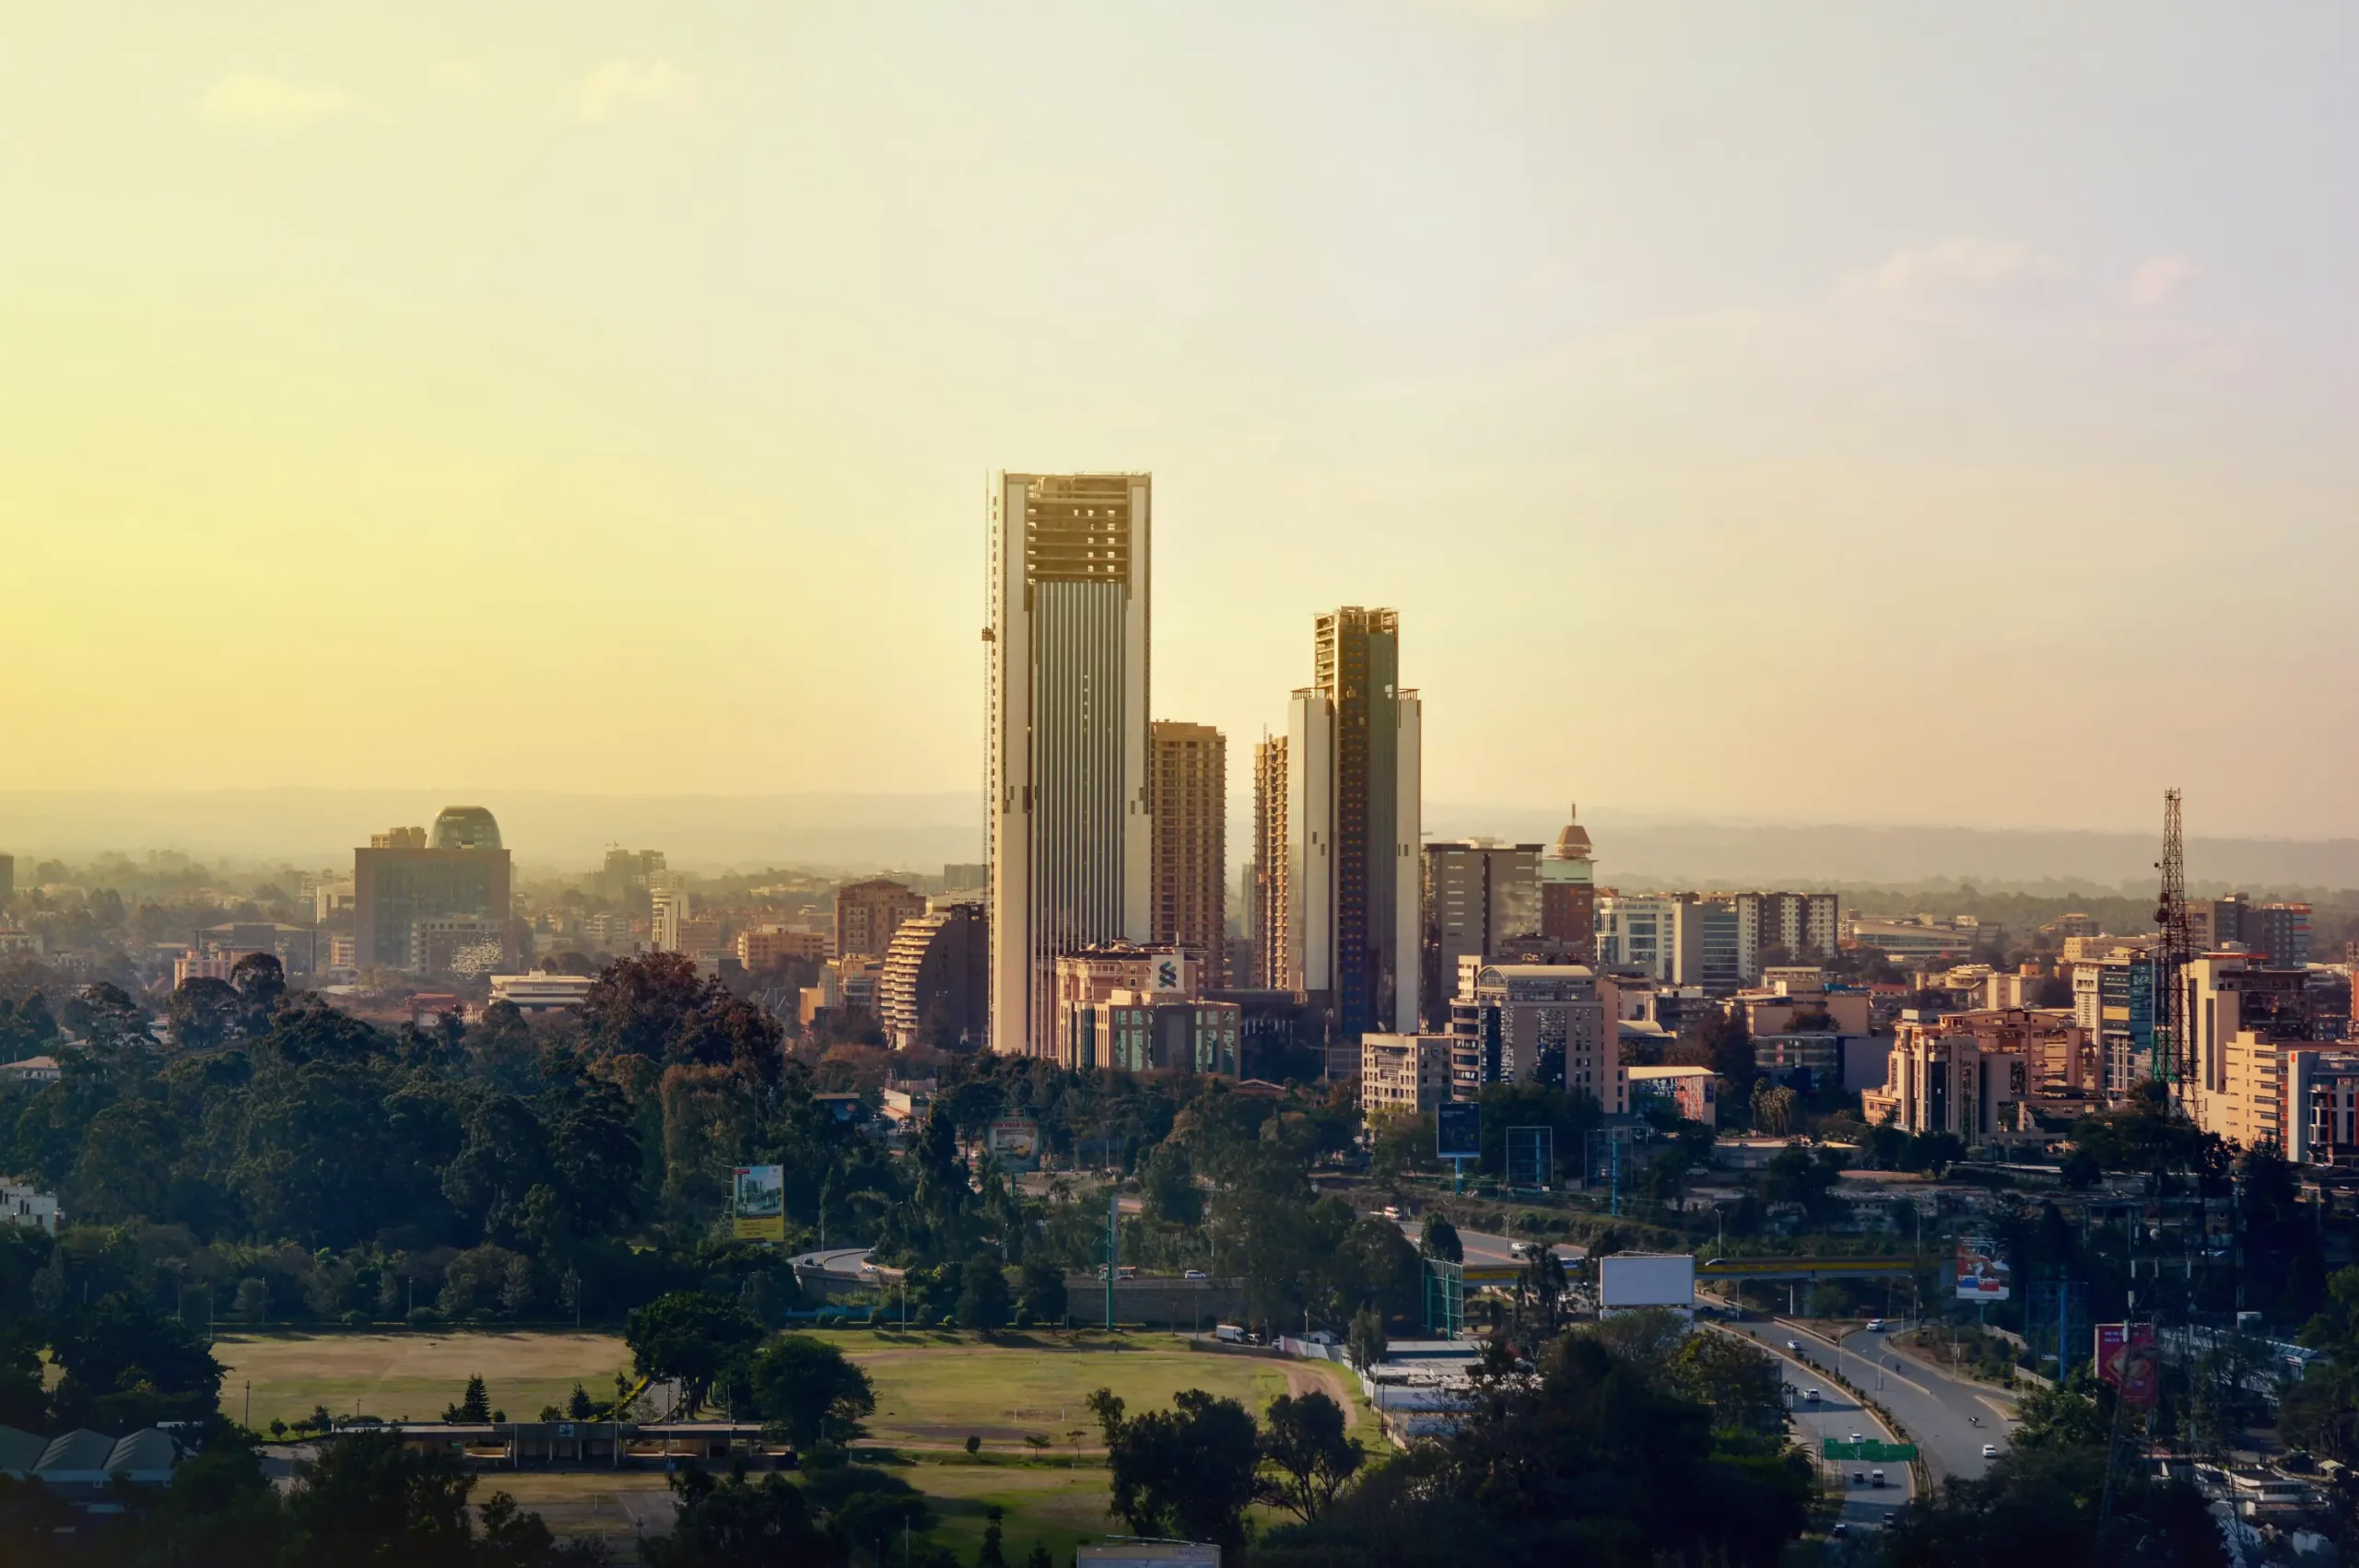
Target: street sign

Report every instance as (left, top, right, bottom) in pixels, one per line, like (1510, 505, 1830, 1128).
(1822, 1440, 1918, 1462)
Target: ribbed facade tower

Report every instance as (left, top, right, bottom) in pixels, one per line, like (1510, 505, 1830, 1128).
(987, 473, 1154, 1055)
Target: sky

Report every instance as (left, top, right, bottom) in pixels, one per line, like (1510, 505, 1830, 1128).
(4, 1, 2356, 839)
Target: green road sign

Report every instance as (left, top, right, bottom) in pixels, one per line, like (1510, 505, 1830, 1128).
(1821, 1440, 1917, 1462)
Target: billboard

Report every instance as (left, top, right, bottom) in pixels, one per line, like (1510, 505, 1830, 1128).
(1598, 1253, 1696, 1311)
(987, 1117, 1040, 1166)
(1954, 1235, 2011, 1301)
(2095, 1323, 2161, 1408)
(732, 1164, 785, 1242)
(1437, 1102, 1482, 1161)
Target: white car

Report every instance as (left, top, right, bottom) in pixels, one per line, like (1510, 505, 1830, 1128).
(1786, 1339, 1802, 1352)
(1866, 1318, 1885, 1331)
(1803, 1388, 1821, 1402)
(1982, 1443, 1999, 1459)
(1183, 1270, 1206, 1280)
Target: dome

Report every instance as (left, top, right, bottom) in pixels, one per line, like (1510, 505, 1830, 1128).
(431, 806, 503, 851)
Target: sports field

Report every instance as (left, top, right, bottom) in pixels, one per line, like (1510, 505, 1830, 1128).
(210, 1329, 1376, 1560)
(209, 1330, 634, 1429)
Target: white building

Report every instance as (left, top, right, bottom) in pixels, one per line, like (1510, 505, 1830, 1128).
(1, 1177, 58, 1235)
(488, 973, 595, 1013)
(1595, 894, 1679, 981)
(988, 473, 1155, 1056)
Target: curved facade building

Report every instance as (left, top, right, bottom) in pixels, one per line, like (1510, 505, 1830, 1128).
(431, 806, 503, 852)
(879, 902, 989, 1050)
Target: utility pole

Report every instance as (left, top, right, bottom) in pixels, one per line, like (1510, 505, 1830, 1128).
(1104, 1194, 1118, 1332)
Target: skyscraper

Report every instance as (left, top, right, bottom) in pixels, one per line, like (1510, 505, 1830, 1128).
(1149, 721, 1226, 982)
(988, 472, 1154, 1055)
(1285, 608, 1421, 1056)
(353, 807, 512, 974)
(1250, 733, 1290, 989)
(1420, 839, 1539, 1025)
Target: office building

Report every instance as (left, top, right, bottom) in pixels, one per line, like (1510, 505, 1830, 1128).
(942, 863, 987, 895)
(1847, 916, 1989, 962)
(877, 902, 989, 1050)
(411, 917, 504, 977)
(2245, 902, 2314, 968)
(353, 808, 512, 975)
(1420, 839, 1540, 1026)
(651, 886, 688, 954)
(1538, 805, 1597, 958)
(2283, 1047, 2359, 1164)
(1281, 608, 1422, 1060)
(1069, 992, 1242, 1075)
(1734, 891, 1840, 970)
(1671, 896, 1743, 990)
(1359, 1033, 1479, 1116)
(1594, 893, 1679, 981)
(1625, 1064, 1719, 1123)
(988, 472, 1155, 1056)
(2184, 953, 2313, 1144)
(1449, 964, 1617, 1107)
(1050, 942, 1202, 1069)
(2075, 952, 2160, 1096)
(1249, 734, 1290, 990)
(836, 878, 928, 961)
(1149, 721, 1226, 982)
(737, 927, 831, 971)
(488, 973, 595, 1013)
(601, 849, 668, 909)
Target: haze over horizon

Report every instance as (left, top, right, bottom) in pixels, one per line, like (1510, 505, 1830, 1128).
(6, 3, 2356, 838)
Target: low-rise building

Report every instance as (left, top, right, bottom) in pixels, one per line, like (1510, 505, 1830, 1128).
(1625, 1064, 1719, 1123)
(1861, 1008, 2095, 1143)
(488, 973, 594, 1013)
(0, 1056, 60, 1092)
(736, 927, 831, 970)
(1449, 964, 1616, 1107)
(1050, 944, 1204, 1070)
(1359, 1033, 1477, 1116)
(1, 1176, 59, 1234)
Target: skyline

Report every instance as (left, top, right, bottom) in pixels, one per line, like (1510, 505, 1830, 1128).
(6, 2, 2358, 836)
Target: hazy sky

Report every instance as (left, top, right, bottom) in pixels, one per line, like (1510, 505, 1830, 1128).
(5, 3, 2355, 837)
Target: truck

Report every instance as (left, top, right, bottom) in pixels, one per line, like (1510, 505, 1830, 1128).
(1215, 1324, 1246, 1344)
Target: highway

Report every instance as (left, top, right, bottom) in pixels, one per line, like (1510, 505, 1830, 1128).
(1741, 1331, 1915, 1534)
(1722, 1318, 2012, 1481)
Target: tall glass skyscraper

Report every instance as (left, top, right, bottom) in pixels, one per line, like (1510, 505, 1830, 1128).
(987, 473, 1153, 1055)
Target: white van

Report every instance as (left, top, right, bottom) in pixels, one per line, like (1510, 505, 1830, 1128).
(1215, 1324, 1246, 1344)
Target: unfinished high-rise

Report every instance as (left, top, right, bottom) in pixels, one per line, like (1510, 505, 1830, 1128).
(1149, 721, 1226, 983)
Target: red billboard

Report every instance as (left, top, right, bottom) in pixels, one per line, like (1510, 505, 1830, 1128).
(2095, 1322, 2160, 1408)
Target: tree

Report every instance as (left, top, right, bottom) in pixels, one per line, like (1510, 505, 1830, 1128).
(956, 1254, 1013, 1331)
(1015, 1260, 1067, 1325)
(648, 1465, 834, 1568)
(1347, 1305, 1387, 1372)
(229, 952, 288, 1034)
(625, 1293, 765, 1416)
(165, 976, 242, 1051)
(442, 1094, 552, 1246)
(1139, 1141, 1203, 1227)
(1096, 1387, 1262, 1556)
(47, 1292, 224, 1429)
(1417, 1213, 1462, 1265)
(581, 953, 709, 1061)
(747, 1334, 877, 1449)
(453, 1374, 491, 1423)
(977, 1504, 1007, 1568)
(284, 1428, 477, 1567)
(1257, 1391, 1363, 1522)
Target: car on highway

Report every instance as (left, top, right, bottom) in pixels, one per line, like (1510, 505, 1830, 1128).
(1982, 1444, 1999, 1459)
(1866, 1317, 1885, 1331)
(1871, 1469, 1885, 1488)
(1510, 1241, 1534, 1258)
(1381, 1205, 1402, 1219)
(1830, 1523, 1848, 1538)
(1851, 1470, 1865, 1486)
(1786, 1339, 1802, 1352)
(1849, 1433, 1863, 1444)
(1183, 1270, 1207, 1280)
(1803, 1388, 1821, 1402)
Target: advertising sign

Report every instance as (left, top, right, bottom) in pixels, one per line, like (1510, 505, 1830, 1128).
(732, 1164, 785, 1242)
(2095, 1322, 2161, 1408)
(1436, 1101, 1482, 1161)
(987, 1117, 1041, 1167)
(1954, 1235, 2012, 1301)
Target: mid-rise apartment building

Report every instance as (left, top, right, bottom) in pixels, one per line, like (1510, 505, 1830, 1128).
(1359, 1033, 1479, 1117)
(877, 902, 988, 1050)
(737, 927, 832, 970)
(1248, 734, 1290, 991)
(1449, 964, 1618, 1108)
(1595, 893, 1679, 981)
(836, 878, 928, 962)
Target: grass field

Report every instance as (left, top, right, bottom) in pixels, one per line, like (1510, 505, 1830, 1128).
(211, 1329, 1376, 1561)
(209, 1331, 634, 1429)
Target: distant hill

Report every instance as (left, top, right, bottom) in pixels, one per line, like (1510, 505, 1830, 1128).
(1, 790, 2352, 895)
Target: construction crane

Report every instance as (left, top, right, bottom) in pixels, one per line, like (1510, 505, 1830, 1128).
(2153, 789, 2195, 1099)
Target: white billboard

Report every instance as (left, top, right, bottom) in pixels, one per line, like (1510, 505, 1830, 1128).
(1598, 1253, 1696, 1311)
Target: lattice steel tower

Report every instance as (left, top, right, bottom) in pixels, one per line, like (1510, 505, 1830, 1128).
(2153, 788, 2195, 1093)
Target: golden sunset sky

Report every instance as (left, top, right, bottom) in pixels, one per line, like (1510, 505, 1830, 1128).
(4, 2, 2353, 836)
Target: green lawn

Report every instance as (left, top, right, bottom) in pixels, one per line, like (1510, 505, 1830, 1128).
(206, 1328, 1378, 1560)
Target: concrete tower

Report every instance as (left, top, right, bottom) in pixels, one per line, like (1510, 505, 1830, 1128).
(987, 473, 1154, 1055)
